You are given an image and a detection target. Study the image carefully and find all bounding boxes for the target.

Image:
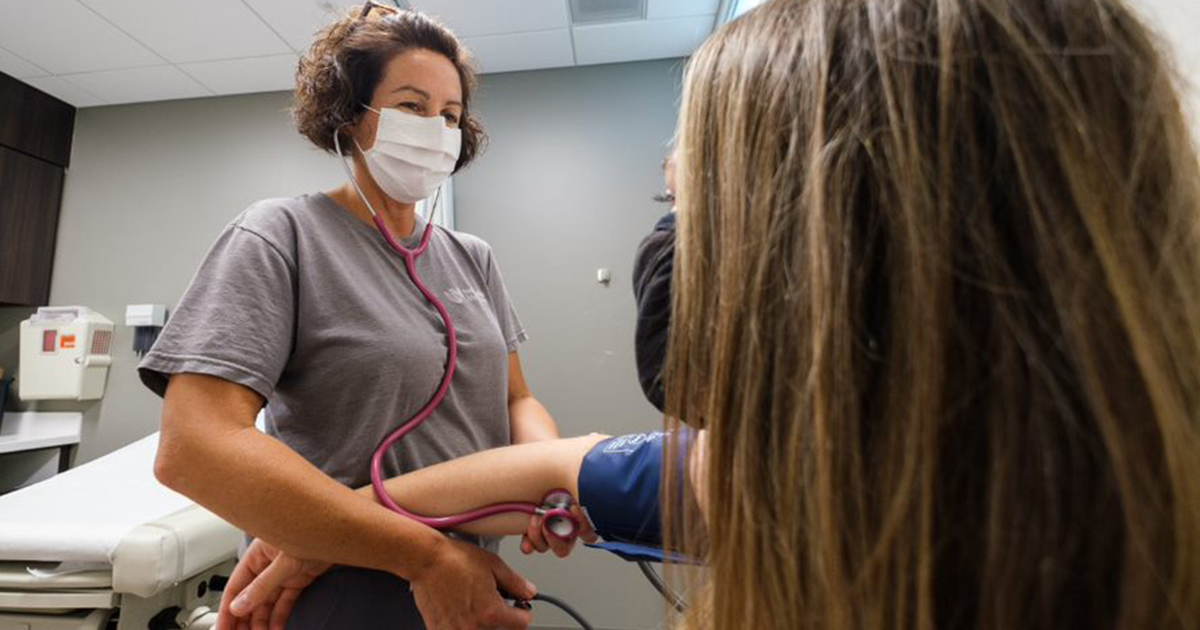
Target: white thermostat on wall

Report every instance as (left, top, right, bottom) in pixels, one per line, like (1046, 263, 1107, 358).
(18, 306, 115, 401)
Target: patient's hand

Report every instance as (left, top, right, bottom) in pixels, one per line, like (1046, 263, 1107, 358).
(216, 538, 330, 630)
(520, 504, 598, 557)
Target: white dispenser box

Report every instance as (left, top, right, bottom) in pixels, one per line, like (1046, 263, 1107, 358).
(19, 306, 114, 401)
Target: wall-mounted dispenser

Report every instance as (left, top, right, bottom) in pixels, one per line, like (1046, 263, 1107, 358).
(18, 307, 114, 401)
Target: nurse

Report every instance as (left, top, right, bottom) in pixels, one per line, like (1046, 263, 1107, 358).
(142, 3, 571, 628)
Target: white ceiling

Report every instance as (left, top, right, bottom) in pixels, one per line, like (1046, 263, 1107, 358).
(0, 0, 718, 108)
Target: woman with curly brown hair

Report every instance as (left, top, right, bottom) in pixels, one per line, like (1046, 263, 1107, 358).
(139, 3, 572, 628)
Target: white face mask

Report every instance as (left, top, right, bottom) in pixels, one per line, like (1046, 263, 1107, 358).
(356, 106, 462, 203)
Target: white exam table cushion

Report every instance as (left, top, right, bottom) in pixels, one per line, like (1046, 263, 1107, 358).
(0, 433, 241, 598)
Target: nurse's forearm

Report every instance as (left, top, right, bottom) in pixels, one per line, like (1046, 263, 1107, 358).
(156, 373, 443, 581)
(357, 434, 607, 536)
(509, 395, 560, 444)
(507, 352, 560, 444)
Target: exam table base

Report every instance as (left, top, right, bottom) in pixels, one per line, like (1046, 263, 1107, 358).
(0, 559, 231, 630)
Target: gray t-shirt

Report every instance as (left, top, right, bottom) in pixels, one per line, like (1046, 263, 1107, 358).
(139, 193, 527, 543)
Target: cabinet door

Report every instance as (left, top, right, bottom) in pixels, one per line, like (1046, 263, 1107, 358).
(0, 72, 76, 168)
(0, 145, 64, 306)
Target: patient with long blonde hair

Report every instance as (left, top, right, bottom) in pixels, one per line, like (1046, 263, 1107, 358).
(221, 0, 1200, 627)
(664, 0, 1200, 627)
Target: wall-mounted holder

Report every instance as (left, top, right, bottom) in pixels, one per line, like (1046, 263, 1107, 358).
(126, 304, 167, 357)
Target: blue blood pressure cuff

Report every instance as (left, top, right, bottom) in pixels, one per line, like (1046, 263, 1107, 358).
(576, 429, 694, 548)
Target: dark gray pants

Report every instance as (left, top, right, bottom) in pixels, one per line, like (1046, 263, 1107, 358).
(285, 566, 426, 629)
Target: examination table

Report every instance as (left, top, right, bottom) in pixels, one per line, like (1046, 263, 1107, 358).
(0, 433, 241, 629)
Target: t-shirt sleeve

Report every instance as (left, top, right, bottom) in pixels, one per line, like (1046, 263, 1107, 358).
(481, 246, 528, 354)
(138, 221, 296, 400)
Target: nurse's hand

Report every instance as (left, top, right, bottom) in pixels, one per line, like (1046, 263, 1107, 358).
(409, 537, 536, 629)
(519, 505, 598, 557)
(216, 538, 329, 630)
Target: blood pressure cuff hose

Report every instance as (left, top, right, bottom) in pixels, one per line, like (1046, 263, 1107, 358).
(576, 428, 695, 548)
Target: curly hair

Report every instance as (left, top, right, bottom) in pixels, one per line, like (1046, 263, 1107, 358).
(293, 5, 485, 172)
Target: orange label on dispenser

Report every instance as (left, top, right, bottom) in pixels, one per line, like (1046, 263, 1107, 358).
(61, 334, 76, 350)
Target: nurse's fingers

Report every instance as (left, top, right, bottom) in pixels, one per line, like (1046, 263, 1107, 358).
(573, 506, 599, 544)
(489, 552, 537, 602)
(483, 603, 534, 630)
(219, 549, 268, 626)
(522, 514, 550, 554)
(546, 531, 575, 558)
(231, 554, 299, 617)
(544, 505, 595, 557)
(250, 589, 279, 630)
(217, 599, 240, 629)
(269, 588, 302, 630)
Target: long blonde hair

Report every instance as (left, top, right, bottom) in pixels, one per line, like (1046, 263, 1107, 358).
(665, 0, 1200, 627)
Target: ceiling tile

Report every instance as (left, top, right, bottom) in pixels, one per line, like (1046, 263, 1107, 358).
(0, 0, 160, 74)
(23, 76, 107, 107)
(463, 29, 574, 74)
(573, 15, 714, 66)
(0, 46, 50, 79)
(78, 0, 292, 63)
(647, 0, 720, 19)
(243, 0, 360, 52)
(62, 65, 212, 105)
(180, 54, 299, 96)
(412, 0, 570, 38)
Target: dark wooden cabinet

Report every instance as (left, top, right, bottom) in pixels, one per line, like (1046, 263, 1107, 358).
(0, 145, 64, 305)
(0, 72, 74, 168)
(0, 71, 74, 306)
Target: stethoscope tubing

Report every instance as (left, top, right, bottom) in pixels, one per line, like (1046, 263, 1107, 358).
(366, 214, 578, 540)
(335, 124, 578, 539)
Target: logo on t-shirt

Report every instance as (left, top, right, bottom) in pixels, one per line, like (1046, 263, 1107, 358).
(445, 287, 488, 305)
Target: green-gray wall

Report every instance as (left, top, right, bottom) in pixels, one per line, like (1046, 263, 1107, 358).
(457, 59, 685, 630)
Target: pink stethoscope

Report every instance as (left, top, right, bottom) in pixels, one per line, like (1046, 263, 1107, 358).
(335, 129, 581, 542)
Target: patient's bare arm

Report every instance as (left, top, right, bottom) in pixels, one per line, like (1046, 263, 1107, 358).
(355, 434, 609, 537)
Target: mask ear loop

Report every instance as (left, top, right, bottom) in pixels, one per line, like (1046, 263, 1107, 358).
(334, 122, 381, 219)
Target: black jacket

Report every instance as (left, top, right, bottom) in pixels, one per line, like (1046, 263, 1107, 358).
(631, 212, 676, 413)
